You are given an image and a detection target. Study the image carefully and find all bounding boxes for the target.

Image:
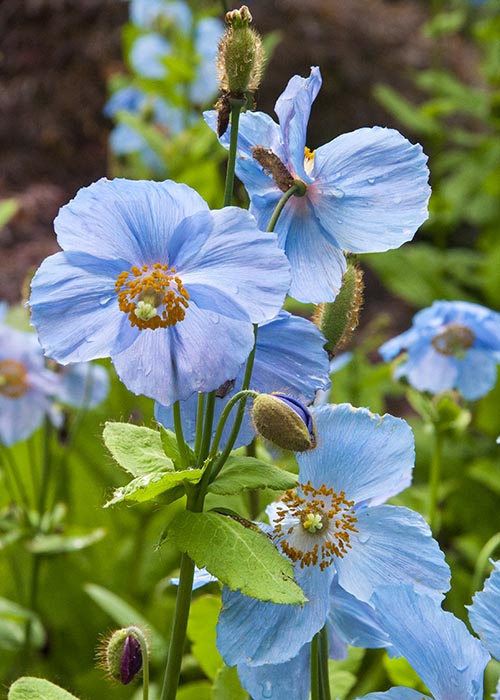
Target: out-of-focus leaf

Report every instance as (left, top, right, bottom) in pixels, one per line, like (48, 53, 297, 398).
(176, 682, 212, 700)
(186, 595, 223, 681)
(8, 678, 80, 700)
(0, 599, 45, 651)
(213, 665, 248, 700)
(25, 528, 106, 554)
(0, 198, 18, 229)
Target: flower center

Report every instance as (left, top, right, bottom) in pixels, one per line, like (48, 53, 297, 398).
(0, 359, 29, 399)
(272, 481, 358, 570)
(431, 323, 474, 358)
(115, 263, 190, 330)
(304, 146, 315, 176)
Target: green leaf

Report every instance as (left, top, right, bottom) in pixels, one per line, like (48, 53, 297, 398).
(186, 595, 223, 681)
(8, 678, 80, 700)
(25, 528, 106, 554)
(0, 599, 45, 651)
(176, 682, 212, 700)
(0, 198, 18, 228)
(84, 584, 166, 663)
(103, 422, 174, 476)
(213, 665, 249, 700)
(326, 669, 357, 700)
(208, 456, 297, 495)
(166, 511, 306, 604)
(383, 653, 428, 690)
(104, 467, 204, 507)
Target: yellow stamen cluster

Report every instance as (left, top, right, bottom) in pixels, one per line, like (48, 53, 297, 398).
(273, 481, 358, 571)
(431, 323, 474, 357)
(304, 147, 315, 176)
(115, 263, 189, 330)
(0, 359, 29, 399)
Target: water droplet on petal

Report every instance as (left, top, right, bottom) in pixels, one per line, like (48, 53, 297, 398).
(99, 296, 113, 306)
(261, 681, 273, 699)
(367, 178, 375, 185)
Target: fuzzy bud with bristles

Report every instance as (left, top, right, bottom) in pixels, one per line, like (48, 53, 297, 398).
(217, 5, 264, 96)
(98, 626, 147, 685)
(252, 393, 316, 452)
(314, 263, 364, 358)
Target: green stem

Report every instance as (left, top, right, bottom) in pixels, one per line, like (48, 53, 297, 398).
(472, 531, 500, 595)
(0, 445, 31, 511)
(173, 401, 190, 470)
(194, 393, 205, 456)
(310, 633, 321, 700)
(159, 551, 196, 700)
(222, 100, 245, 208)
(208, 389, 259, 459)
(266, 181, 305, 233)
(319, 625, 331, 700)
(197, 391, 216, 467)
(428, 423, 443, 532)
(131, 626, 150, 700)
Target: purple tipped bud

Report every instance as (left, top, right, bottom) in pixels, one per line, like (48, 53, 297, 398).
(120, 634, 143, 685)
(252, 393, 316, 451)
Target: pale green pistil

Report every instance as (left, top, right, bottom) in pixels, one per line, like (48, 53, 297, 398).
(303, 511, 324, 533)
(134, 299, 159, 322)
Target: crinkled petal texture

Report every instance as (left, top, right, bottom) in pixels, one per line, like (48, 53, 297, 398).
(217, 564, 334, 667)
(298, 404, 415, 507)
(379, 300, 500, 399)
(469, 559, 500, 660)
(237, 644, 310, 700)
(335, 505, 450, 603)
(363, 688, 433, 700)
(30, 179, 290, 405)
(368, 586, 489, 700)
(155, 310, 330, 447)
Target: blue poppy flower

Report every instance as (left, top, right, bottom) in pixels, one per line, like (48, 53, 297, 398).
(130, 0, 192, 33)
(469, 560, 500, 661)
(189, 16, 224, 105)
(379, 300, 500, 400)
(29, 178, 290, 406)
(358, 585, 490, 700)
(0, 321, 60, 446)
(57, 362, 109, 410)
(155, 310, 330, 448)
(204, 67, 430, 303)
(130, 33, 172, 79)
(216, 404, 450, 674)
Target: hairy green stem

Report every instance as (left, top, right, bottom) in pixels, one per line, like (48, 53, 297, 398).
(319, 624, 332, 700)
(266, 181, 305, 233)
(197, 391, 216, 467)
(310, 633, 321, 700)
(222, 100, 245, 208)
(208, 389, 259, 459)
(194, 393, 205, 456)
(173, 401, 190, 469)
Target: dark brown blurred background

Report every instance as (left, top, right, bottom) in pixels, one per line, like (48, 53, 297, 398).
(0, 0, 477, 305)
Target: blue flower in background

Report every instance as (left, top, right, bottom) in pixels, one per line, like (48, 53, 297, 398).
(358, 585, 489, 700)
(130, 33, 172, 80)
(205, 67, 430, 303)
(155, 310, 330, 448)
(29, 178, 290, 406)
(57, 362, 109, 410)
(379, 300, 500, 400)
(0, 321, 60, 446)
(216, 404, 449, 682)
(189, 16, 224, 105)
(130, 0, 192, 33)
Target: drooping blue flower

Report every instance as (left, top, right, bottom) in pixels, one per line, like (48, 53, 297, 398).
(469, 560, 500, 661)
(358, 585, 490, 700)
(379, 300, 500, 400)
(216, 404, 450, 678)
(29, 178, 290, 406)
(0, 322, 60, 446)
(204, 67, 430, 303)
(155, 310, 330, 449)
(130, 33, 172, 79)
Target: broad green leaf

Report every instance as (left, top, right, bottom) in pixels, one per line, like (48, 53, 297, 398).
(26, 528, 106, 554)
(167, 511, 306, 604)
(84, 584, 165, 663)
(103, 422, 174, 476)
(104, 467, 204, 507)
(159, 427, 196, 468)
(0, 599, 45, 651)
(177, 681, 212, 700)
(326, 669, 357, 700)
(8, 677, 80, 700)
(208, 456, 297, 495)
(213, 665, 248, 700)
(384, 654, 428, 690)
(186, 595, 223, 681)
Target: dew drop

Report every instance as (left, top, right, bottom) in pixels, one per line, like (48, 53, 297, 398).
(99, 295, 113, 306)
(336, 219, 343, 225)
(261, 681, 273, 699)
(367, 178, 375, 185)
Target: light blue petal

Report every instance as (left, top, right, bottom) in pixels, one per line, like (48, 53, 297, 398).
(469, 560, 500, 660)
(180, 207, 291, 325)
(404, 345, 458, 394)
(29, 252, 128, 363)
(378, 327, 423, 361)
(276, 197, 347, 302)
(54, 179, 209, 262)
(456, 348, 498, 400)
(0, 391, 50, 446)
(190, 17, 223, 104)
(113, 301, 254, 404)
(237, 644, 310, 700)
(336, 506, 450, 603)
(370, 585, 489, 700)
(311, 127, 430, 253)
(130, 0, 192, 31)
(130, 34, 171, 79)
(362, 688, 433, 700)
(217, 563, 333, 666)
(58, 362, 109, 409)
(274, 67, 322, 179)
(298, 404, 414, 507)
(109, 123, 147, 155)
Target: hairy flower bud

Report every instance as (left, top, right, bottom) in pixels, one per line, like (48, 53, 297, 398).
(98, 626, 146, 685)
(252, 393, 316, 452)
(314, 263, 364, 358)
(217, 5, 264, 96)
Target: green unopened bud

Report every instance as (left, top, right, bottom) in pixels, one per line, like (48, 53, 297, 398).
(217, 5, 264, 96)
(252, 393, 316, 452)
(98, 626, 147, 685)
(314, 263, 364, 358)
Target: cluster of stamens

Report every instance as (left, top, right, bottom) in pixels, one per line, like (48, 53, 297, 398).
(273, 481, 358, 570)
(431, 323, 474, 358)
(0, 359, 29, 399)
(115, 263, 189, 330)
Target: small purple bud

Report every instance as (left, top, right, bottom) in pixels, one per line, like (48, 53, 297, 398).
(272, 394, 315, 441)
(120, 635, 142, 685)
